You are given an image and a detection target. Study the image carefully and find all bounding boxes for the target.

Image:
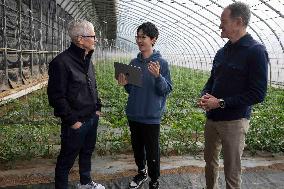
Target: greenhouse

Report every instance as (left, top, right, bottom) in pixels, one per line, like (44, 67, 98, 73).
(0, 0, 283, 188)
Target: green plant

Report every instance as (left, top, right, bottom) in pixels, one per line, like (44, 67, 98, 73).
(0, 124, 60, 163)
(0, 59, 283, 163)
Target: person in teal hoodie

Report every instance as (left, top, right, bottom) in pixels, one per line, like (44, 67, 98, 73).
(118, 22, 172, 189)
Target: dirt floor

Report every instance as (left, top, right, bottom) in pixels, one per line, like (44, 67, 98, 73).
(0, 153, 284, 188)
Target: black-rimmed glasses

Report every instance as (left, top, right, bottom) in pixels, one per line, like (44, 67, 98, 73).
(81, 35, 96, 40)
(135, 35, 147, 40)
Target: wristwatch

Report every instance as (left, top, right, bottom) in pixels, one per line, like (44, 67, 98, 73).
(219, 99, 225, 108)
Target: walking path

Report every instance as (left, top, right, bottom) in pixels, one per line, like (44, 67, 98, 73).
(0, 154, 283, 188)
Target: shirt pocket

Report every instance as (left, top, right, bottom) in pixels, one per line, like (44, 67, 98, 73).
(68, 81, 83, 103)
(213, 61, 224, 77)
(226, 63, 246, 78)
(225, 63, 248, 85)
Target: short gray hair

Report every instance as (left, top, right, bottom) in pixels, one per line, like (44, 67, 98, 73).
(226, 2, 251, 26)
(67, 19, 94, 40)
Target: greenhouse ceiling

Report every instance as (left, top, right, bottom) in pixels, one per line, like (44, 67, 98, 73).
(59, 0, 283, 71)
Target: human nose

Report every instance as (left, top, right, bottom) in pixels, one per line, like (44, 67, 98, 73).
(94, 37, 98, 42)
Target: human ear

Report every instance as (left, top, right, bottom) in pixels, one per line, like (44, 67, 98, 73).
(76, 36, 84, 45)
(236, 17, 243, 26)
(152, 38, 157, 45)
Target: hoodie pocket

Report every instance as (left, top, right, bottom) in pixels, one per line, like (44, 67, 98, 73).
(144, 96, 163, 118)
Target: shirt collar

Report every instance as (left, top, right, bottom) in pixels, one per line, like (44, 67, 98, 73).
(224, 33, 253, 49)
(69, 42, 94, 60)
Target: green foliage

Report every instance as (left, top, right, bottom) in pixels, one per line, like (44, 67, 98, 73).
(0, 88, 60, 163)
(1, 90, 60, 126)
(0, 58, 283, 163)
(246, 87, 284, 153)
(0, 124, 60, 162)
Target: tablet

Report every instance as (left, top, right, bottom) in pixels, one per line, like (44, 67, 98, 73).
(114, 62, 143, 87)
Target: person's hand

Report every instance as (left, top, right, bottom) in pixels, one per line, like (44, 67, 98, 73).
(71, 121, 82, 129)
(148, 61, 160, 78)
(96, 111, 102, 117)
(198, 93, 220, 111)
(197, 95, 207, 109)
(118, 73, 128, 86)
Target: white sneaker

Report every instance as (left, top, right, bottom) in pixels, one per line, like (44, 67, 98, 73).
(77, 181, 105, 189)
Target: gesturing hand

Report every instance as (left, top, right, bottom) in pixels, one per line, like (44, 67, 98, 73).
(148, 61, 160, 78)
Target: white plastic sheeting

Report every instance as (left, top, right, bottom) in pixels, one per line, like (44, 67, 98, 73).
(116, 0, 284, 84)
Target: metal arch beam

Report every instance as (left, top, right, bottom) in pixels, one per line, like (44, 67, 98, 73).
(92, 0, 117, 40)
(117, 15, 198, 57)
(117, 15, 200, 65)
(252, 0, 284, 53)
(116, 5, 206, 61)
(57, 0, 91, 20)
(153, 1, 221, 64)
(72, 1, 116, 40)
(74, 4, 101, 30)
(153, 1, 220, 62)
(58, 0, 70, 9)
(258, 0, 284, 18)
(175, 0, 279, 57)
(117, 36, 136, 46)
(72, 3, 92, 18)
(118, 16, 199, 66)
(162, 35, 196, 67)
(118, 1, 219, 64)
(160, 32, 201, 68)
(62, 0, 77, 13)
(117, 36, 184, 68)
(55, 1, 100, 34)
(119, 19, 197, 66)
(170, 42, 195, 68)
(117, 3, 211, 66)
(185, 0, 273, 54)
(74, 3, 93, 19)
(250, 8, 284, 55)
(118, 17, 203, 68)
(122, 0, 221, 53)
(58, 0, 101, 35)
(116, 38, 137, 52)
(208, 0, 275, 51)
(69, 0, 89, 15)
(57, 0, 64, 6)
(186, 0, 266, 49)
(115, 37, 137, 53)
(165, 1, 225, 46)
(66, 1, 82, 15)
(116, 18, 183, 57)
(181, 0, 226, 44)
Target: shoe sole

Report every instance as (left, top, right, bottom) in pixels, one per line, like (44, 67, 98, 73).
(128, 177, 148, 189)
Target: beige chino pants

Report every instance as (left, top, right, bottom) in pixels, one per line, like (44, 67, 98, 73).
(204, 118, 250, 189)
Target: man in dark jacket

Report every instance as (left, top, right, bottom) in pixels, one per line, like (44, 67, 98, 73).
(198, 2, 268, 189)
(47, 19, 105, 189)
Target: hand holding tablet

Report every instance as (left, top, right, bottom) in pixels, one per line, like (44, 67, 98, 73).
(114, 62, 143, 87)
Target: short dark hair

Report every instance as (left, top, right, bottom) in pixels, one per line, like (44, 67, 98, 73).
(137, 22, 159, 39)
(226, 1, 251, 26)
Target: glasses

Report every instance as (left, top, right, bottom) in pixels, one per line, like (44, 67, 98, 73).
(81, 35, 97, 40)
(135, 35, 148, 41)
